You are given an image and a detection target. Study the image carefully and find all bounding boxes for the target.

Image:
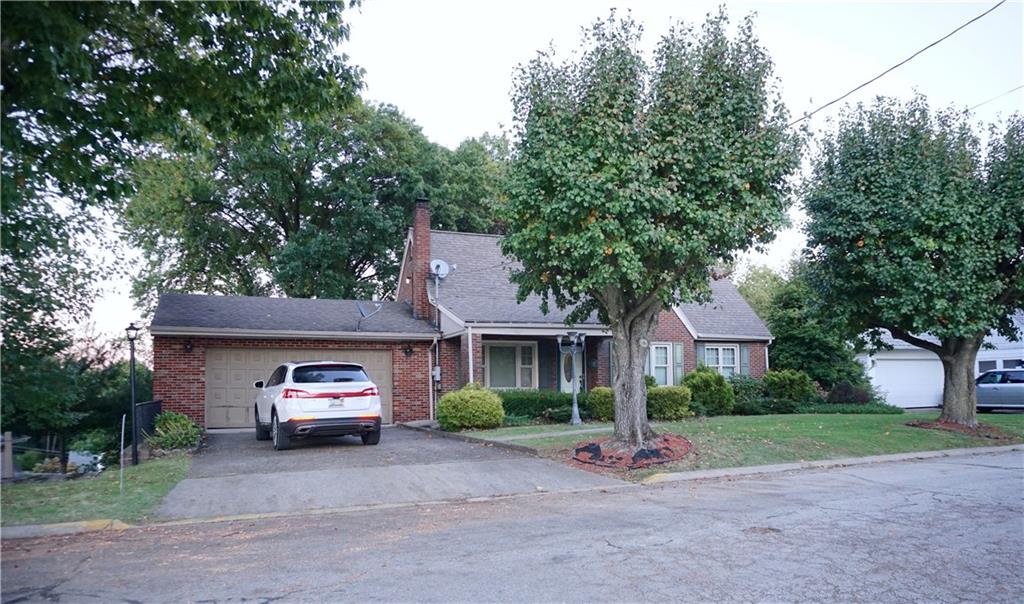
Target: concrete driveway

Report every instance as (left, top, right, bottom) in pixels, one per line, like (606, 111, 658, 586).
(157, 427, 621, 520)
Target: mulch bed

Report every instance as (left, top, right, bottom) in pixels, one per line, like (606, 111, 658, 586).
(571, 433, 692, 470)
(905, 419, 1014, 440)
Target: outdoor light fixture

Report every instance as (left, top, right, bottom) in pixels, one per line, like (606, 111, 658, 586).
(183, 340, 194, 353)
(125, 322, 140, 466)
(557, 331, 586, 425)
(403, 344, 415, 357)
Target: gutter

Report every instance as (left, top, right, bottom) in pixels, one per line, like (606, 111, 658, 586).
(148, 326, 437, 341)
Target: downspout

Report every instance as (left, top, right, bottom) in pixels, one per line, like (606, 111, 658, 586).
(766, 337, 773, 371)
(467, 324, 474, 385)
(429, 336, 438, 420)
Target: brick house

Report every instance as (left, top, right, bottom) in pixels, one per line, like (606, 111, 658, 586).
(151, 200, 772, 429)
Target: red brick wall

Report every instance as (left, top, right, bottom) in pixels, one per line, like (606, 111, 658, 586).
(586, 337, 612, 390)
(652, 309, 698, 374)
(410, 200, 432, 320)
(153, 336, 432, 427)
(747, 342, 768, 378)
(437, 337, 462, 395)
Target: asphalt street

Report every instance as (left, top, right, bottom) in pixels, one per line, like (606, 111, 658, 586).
(3, 450, 1022, 603)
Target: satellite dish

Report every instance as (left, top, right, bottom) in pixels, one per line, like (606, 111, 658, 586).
(430, 259, 451, 278)
(355, 301, 382, 318)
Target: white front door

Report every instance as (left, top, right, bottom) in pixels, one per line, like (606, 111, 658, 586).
(560, 350, 585, 394)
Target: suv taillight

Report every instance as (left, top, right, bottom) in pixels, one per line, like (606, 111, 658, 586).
(359, 387, 379, 397)
(282, 388, 312, 399)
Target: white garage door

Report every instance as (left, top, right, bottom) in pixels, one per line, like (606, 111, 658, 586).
(205, 348, 393, 428)
(872, 358, 944, 408)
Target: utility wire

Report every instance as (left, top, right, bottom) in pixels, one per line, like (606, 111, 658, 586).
(790, 0, 1008, 126)
(968, 84, 1024, 111)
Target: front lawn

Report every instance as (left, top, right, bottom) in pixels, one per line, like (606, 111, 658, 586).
(1, 454, 191, 526)
(468, 412, 1024, 479)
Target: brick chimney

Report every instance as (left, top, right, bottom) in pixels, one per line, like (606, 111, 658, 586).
(411, 198, 432, 320)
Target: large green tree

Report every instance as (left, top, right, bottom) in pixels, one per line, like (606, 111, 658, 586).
(2, 0, 359, 425)
(804, 97, 1023, 426)
(124, 102, 506, 307)
(501, 13, 800, 449)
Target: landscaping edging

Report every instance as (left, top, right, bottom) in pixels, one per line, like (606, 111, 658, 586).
(640, 443, 1024, 485)
(398, 422, 539, 456)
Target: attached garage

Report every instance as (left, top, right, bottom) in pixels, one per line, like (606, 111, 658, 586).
(204, 348, 394, 427)
(150, 294, 437, 429)
(867, 355, 944, 408)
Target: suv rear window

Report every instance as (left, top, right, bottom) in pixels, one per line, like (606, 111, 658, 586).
(292, 364, 369, 384)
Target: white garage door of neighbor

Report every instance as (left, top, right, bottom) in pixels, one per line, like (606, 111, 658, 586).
(205, 348, 394, 428)
(873, 358, 944, 408)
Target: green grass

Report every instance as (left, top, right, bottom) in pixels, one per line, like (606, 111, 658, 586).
(467, 412, 1024, 480)
(1, 454, 192, 526)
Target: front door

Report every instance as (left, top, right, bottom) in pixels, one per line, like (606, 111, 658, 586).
(560, 350, 585, 394)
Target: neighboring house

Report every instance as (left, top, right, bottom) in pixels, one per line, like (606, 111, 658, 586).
(151, 199, 772, 429)
(857, 314, 1024, 408)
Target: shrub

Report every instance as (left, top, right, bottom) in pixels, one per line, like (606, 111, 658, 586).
(646, 386, 694, 420)
(70, 428, 117, 454)
(763, 369, 817, 402)
(729, 375, 766, 404)
(32, 457, 76, 473)
(15, 450, 45, 471)
(644, 374, 658, 389)
(541, 404, 591, 423)
(683, 367, 735, 416)
(502, 414, 533, 427)
(733, 396, 769, 415)
(436, 383, 505, 431)
(827, 382, 872, 404)
(588, 387, 615, 421)
(798, 402, 904, 415)
(146, 411, 202, 450)
(497, 390, 588, 419)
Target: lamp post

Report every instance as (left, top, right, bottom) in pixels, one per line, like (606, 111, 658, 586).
(557, 331, 586, 425)
(126, 322, 140, 466)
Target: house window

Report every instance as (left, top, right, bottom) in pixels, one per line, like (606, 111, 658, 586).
(1001, 359, 1023, 369)
(484, 342, 537, 389)
(649, 344, 672, 386)
(978, 360, 998, 373)
(705, 345, 738, 377)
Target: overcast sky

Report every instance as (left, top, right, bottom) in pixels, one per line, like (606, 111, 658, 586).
(90, 0, 1023, 338)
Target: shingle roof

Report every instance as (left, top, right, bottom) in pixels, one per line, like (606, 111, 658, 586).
(674, 279, 772, 340)
(430, 230, 770, 338)
(430, 230, 600, 324)
(150, 293, 436, 336)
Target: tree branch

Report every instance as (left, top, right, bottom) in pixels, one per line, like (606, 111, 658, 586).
(883, 325, 944, 355)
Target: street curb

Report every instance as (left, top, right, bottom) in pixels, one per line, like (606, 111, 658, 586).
(1, 519, 132, 540)
(397, 423, 539, 456)
(641, 443, 1024, 485)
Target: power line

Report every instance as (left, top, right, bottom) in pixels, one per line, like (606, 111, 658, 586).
(968, 84, 1024, 111)
(790, 0, 1008, 126)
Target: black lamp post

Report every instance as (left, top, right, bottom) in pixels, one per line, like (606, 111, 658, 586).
(557, 331, 586, 425)
(126, 322, 140, 466)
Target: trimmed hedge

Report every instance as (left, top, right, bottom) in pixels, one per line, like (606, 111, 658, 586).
(497, 389, 589, 419)
(588, 387, 615, 421)
(798, 402, 904, 414)
(683, 367, 735, 416)
(763, 369, 818, 402)
(437, 384, 505, 431)
(647, 386, 694, 420)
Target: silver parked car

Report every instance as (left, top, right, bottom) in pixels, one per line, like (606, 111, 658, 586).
(976, 370, 1024, 411)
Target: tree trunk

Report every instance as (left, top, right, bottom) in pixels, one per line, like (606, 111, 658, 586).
(938, 336, 983, 428)
(609, 304, 660, 450)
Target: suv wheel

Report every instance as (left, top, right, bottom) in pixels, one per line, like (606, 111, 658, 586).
(361, 428, 381, 446)
(272, 411, 291, 451)
(255, 408, 271, 441)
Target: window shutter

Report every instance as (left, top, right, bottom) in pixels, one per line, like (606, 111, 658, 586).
(695, 343, 705, 369)
(740, 344, 750, 376)
(673, 343, 684, 384)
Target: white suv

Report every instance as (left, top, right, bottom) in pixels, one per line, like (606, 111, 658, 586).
(254, 361, 383, 451)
